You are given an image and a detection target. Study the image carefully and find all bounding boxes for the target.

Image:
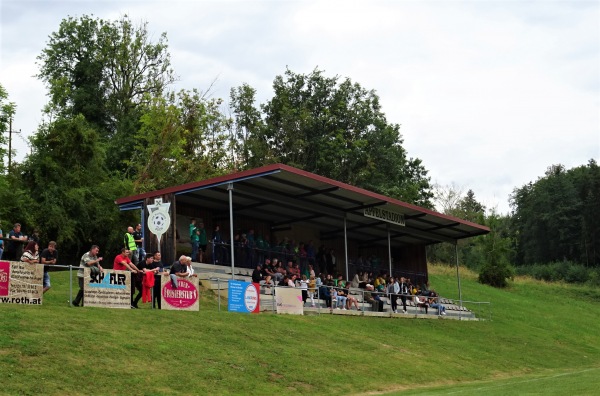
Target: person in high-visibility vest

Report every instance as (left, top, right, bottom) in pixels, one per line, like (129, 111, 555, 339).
(124, 226, 138, 265)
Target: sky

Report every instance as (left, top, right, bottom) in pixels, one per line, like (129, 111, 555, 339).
(1, 0, 599, 214)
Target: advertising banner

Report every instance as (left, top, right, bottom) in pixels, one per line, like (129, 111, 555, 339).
(0, 261, 43, 305)
(84, 268, 131, 309)
(161, 276, 200, 311)
(228, 280, 260, 313)
(275, 287, 303, 315)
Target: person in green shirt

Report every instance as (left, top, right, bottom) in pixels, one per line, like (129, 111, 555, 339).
(190, 219, 199, 262)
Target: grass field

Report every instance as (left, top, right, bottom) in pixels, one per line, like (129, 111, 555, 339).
(1, 264, 599, 395)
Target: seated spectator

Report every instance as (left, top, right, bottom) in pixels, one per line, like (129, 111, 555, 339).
(252, 265, 263, 283)
(335, 284, 348, 310)
(429, 293, 446, 316)
(364, 284, 383, 312)
(21, 241, 40, 264)
(414, 295, 429, 314)
(319, 283, 332, 308)
(278, 275, 289, 287)
(342, 281, 359, 310)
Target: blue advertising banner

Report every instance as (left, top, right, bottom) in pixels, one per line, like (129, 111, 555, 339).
(228, 280, 260, 313)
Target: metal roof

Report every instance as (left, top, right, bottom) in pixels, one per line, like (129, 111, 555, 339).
(115, 163, 489, 248)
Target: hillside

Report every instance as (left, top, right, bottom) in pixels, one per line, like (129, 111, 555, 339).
(1, 264, 599, 395)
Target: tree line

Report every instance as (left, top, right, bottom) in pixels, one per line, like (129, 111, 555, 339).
(0, 15, 431, 262)
(1, 15, 598, 288)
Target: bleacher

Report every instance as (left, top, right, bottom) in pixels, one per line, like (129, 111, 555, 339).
(191, 262, 478, 320)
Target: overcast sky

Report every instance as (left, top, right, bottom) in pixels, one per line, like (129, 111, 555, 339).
(1, 0, 598, 214)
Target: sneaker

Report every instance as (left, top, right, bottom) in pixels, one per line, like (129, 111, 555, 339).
(393, 310, 397, 314)
(403, 309, 407, 314)
(441, 311, 446, 315)
(343, 308, 347, 310)
(131, 305, 138, 309)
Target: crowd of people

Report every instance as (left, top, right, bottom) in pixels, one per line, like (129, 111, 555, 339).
(4, 221, 446, 315)
(250, 259, 447, 315)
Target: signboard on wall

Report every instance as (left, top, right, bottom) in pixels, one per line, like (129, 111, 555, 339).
(275, 287, 303, 315)
(363, 206, 405, 226)
(0, 261, 43, 305)
(228, 280, 260, 313)
(161, 276, 200, 311)
(84, 268, 131, 309)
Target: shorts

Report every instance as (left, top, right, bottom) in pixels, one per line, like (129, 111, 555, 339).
(43, 272, 51, 288)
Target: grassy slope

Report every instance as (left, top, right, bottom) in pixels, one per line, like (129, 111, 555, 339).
(1, 264, 599, 395)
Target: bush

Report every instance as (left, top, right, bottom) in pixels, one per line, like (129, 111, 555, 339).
(479, 261, 513, 288)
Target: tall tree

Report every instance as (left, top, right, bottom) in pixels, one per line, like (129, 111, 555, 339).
(20, 115, 133, 257)
(233, 68, 433, 206)
(36, 14, 175, 175)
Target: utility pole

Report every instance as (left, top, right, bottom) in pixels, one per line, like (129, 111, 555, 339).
(5, 117, 21, 172)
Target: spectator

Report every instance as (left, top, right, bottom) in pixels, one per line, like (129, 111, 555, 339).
(73, 245, 103, 307)
(429, 293, 447, 316)
(113, 248, 142, 309)
(308, 275, 317, 307)
(148, 251, 165, 309)
(170, 255, 191, 289)
(133, 254, 158, 308)
(197, 222, 208, 263)
(133, 223, 145, 262)
(252, 265, 263, 284)
(123, 226, 139, 266)
(342, 281, 359, 310)
(364, 284, 383, 312)
(388, 277, 400, 313)
(414, 295, 429, 314)
(189, 219, 199, 262)
(7, 223, 26, 260)
(299, 274, 309, 305)
(40, 241, 58, 294)
(398, 277, 410, 314)
(20, 241, 39, 264)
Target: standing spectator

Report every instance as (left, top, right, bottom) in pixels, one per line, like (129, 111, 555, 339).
(7, 223, 26, 260)
(133, 223, 145, 263)
(196, 222, 208, 263)
(73, 245, 103, 307)
(113, 248, 142, 308)
(189, 218, 199, 262)
(133, 254, 158, 308)
(388, 277, 400, 313)
(398, 277, 410, 314)
(299, 274, 309, 305)
(123, 226, 138, 266)
(40, 241, 58, 294)
(20, 241, 39, 264)
(212, 224, 225, 264)
(148, 251, 165, 309)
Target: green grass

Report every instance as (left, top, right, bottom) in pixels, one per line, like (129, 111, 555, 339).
(1, 264, 599, 395)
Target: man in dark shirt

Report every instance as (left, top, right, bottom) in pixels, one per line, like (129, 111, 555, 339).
(252, 265, 263, 284)
(169, 255, 190, 289)
(148, 251, 165, 309)
(133, 223, 145, 263)
(40, 241, 58, 294)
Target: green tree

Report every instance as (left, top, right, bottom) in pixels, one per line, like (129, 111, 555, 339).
(20, 115, 133, 257)
(37, 15, 175, 175)
(131, 90, 229, 192)
(233, 68, 433, 206)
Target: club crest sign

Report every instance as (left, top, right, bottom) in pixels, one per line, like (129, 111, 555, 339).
(147, 198, 171, 247)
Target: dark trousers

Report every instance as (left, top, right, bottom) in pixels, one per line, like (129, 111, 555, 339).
(400, 295, 408, 311)
(390, 293, 398, 311)
(73, 277, 85, 306)
(152, 281, 161, 309)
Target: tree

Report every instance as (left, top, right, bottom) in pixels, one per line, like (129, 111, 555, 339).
(36, 15, 176, 175)
(131, 90, 229, 192)
(19, 115, 133, 257)
(232, 67, 433, 206)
